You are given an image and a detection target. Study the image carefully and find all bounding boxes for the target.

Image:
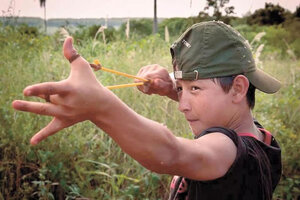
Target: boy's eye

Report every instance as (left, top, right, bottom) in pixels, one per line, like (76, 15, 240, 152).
(191, 86, 200, 91)
(176, 86, 182, 92)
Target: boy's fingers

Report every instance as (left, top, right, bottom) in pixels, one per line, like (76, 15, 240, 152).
(23, 81, 67, 97)
(153, 79, 171, 96)
(136, 78, 172, 96)
(136, 78, 163, 95)
(12, 100, 63, 116)
(37, 94, 61, 105)
(30, 118, 65, 145)
(136, 81, 151, 94)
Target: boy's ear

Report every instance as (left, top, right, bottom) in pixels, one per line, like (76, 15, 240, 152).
(231, 75, 249, 104)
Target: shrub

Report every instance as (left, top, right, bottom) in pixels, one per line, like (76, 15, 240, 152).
(119, 19, 153, 39)
(17, 24, 40, 37)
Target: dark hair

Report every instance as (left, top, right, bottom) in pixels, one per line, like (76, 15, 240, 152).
(212, 76, 256, 109)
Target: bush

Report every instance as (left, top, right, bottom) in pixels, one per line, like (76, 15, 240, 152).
(158, 18, 192, 39)
(17, 24, 40, 37)
(118, 19, 153, 39)
(73, 25, 118, 43)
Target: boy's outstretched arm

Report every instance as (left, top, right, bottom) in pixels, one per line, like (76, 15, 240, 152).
(12, 37, 236, 181)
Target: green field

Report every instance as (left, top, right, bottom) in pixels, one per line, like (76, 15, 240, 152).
(0, 22, 299, 199)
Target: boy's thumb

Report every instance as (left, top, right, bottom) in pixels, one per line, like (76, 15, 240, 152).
(63, 37, 78, 61)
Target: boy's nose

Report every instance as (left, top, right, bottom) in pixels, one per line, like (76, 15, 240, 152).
(178, 92, 191, 113)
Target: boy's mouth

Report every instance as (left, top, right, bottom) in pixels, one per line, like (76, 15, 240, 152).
(187, 119, 198, 123)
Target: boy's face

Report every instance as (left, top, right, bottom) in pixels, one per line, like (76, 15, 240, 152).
(176, 79, 234, 136)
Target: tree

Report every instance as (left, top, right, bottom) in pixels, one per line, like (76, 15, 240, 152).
(247, 3, 287, 25)
(39, 0, 47, 33)
(204, 0, 235, 20)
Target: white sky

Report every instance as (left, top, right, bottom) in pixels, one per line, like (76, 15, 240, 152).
(0, 0, 299, 19)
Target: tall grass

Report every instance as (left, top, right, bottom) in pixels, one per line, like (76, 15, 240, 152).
(0, 25, 299, 199)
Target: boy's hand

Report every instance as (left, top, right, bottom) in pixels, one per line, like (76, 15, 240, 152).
(12, 37, 106, 145)
(135, 64, 178, 101)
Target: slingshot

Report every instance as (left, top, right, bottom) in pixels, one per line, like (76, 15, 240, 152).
(90, 59, 149, 90)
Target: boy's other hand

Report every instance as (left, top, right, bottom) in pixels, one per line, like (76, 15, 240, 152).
(135, 64, 177, 100)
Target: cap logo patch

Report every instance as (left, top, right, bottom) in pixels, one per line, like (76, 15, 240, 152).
(174, 71, 183, 79)
(182, 39, 191, 48)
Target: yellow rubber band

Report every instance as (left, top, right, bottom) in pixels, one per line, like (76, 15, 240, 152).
(93, 59, 148, 82)
(101, 67, 148, 82)
(106, 82, 144, 90)
(92, 59, 149, 90)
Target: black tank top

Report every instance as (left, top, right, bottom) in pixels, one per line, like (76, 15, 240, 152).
(168, 126, 282, 200)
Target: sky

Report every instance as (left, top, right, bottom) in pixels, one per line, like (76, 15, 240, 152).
(0, 0, 299, 19)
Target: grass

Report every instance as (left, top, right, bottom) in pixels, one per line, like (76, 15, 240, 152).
(0, 25, 299, 199)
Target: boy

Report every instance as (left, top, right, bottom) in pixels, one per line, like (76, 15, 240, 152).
(12, 21, 282, 199)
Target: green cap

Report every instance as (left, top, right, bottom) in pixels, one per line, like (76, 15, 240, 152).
(170, 21, 281, 94)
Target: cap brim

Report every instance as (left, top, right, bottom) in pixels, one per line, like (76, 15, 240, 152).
(245, 68, 281, 94)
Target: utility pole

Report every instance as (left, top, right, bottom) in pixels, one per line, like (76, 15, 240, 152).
(153, 0, 158, 34)
(44, 3, 47, 33)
